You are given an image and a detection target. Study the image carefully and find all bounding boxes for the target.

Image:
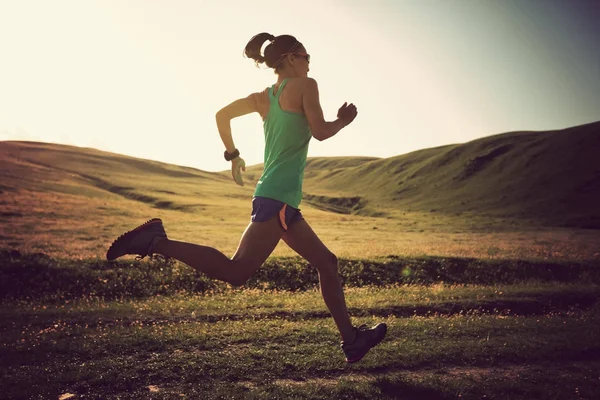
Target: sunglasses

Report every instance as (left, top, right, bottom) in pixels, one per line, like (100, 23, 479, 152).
(282, 52, 310, 63)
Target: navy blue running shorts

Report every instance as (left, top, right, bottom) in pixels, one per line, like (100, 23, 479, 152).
(251, 196, 303, 231)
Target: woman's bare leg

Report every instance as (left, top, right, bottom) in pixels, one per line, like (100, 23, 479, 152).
(281, 219, 356, 343)
(153, 216, 283, 286)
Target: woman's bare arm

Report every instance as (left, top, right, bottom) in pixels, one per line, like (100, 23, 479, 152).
(215, 93, 262, 186)
(302, 78, 357, 141)
(215, 93, 261, 152)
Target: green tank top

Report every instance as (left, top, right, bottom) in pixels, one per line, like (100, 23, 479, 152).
(253, 78, 312, 208)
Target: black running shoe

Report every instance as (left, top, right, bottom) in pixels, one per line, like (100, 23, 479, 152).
(106, 218, 167, 261)
(341, 323, 387, 363)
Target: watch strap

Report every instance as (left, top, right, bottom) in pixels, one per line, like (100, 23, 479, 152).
(224, 149, 240, 161)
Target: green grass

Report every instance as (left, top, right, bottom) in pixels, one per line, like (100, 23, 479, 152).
(1, 125, 600, 398)
(2, 283, 599, 399)
(2, 252, 600, 398)
(3, 250, 600, 302)
(298, 121, 600, 229)
(2, 135, 600, 261)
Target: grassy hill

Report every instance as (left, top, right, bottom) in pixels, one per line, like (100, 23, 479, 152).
(247, 121, 600, 227)
(0, 140, 241, 207)
(1, 121, 599, 260)
(3, 125, 600, 400)
(314, 121, 600, 228)
(0, 141, 260, 258)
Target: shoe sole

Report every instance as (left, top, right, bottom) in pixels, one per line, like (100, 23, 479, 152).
(345, 323, 388, 363)
(106, 218, 164, 261)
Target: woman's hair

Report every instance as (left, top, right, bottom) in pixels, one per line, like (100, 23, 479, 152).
(244, 33, 302, 71)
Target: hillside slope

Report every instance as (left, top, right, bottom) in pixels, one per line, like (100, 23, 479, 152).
(2, 121, 599, 229)
(295, 121, 600, 228)
(0, 141, 252, 211)
(0, 141, 259, 258)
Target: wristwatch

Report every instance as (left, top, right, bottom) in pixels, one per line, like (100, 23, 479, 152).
(224, 148, 240, 161)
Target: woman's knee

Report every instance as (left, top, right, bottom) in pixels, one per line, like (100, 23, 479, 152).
(226, 258, 259, 287)
(315, 252, 339, 275)
(228, 274, 250, 287)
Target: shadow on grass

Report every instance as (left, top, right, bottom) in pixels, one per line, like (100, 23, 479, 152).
(2, 250, 600, 302)
(6, 292, 599, 333)
(360, 346, 600, 380)
(376, 377, 453, 400)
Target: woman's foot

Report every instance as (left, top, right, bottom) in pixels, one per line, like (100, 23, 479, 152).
(341, 323, 387, 363)
(106, 218, 167, 260)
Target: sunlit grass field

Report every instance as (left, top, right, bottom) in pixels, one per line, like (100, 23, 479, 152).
(1, 138, 600, 398)
(4, 185, 599, 262)
(3, 277, 600, 399)
(1, 139, 599, 262)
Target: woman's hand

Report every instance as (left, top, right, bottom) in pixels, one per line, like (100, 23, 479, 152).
(231, 157, 246, 186)
(337, 102, 358, 126)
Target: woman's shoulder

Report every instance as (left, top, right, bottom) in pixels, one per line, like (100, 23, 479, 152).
(248, 88, 269, 102)
(286, 77, 317, 86)
(284, 78, 318, 96)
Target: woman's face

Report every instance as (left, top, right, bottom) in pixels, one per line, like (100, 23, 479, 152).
(287, 46, 310, 76)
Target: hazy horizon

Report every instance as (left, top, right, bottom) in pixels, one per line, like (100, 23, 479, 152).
(1, 0, 599, 172)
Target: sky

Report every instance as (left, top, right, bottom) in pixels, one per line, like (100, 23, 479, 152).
(1, 0, 599, 172)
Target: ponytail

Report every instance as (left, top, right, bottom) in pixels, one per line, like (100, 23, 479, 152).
(243, 33, 301, 71)
(244, 32, 276, 66)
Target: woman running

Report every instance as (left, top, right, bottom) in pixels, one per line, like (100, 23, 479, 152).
(106, 33, 387, 363)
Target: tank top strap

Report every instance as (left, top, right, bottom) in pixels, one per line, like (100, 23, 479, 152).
(269, 78, 289, 101)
